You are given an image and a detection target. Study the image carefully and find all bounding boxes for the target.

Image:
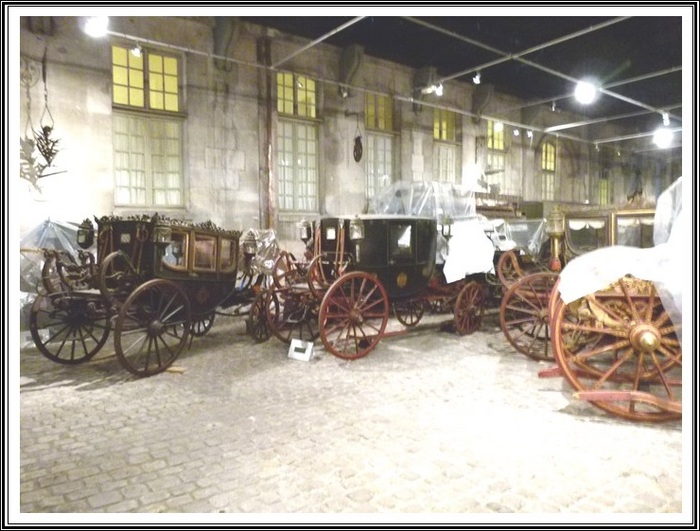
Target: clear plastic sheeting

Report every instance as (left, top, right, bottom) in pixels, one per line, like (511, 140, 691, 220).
(442, 218, 496, 283)
(557, 176, 685, 336)
(654, 175, 682, 245)
(240, 228, 280, 276)
(368, 180, 477, 219)
(20, 219, 83, 294)
(485, 218, 547, 255)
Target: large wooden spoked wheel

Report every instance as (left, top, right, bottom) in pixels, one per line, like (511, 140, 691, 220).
(307, 254, 351, 300)
(114, 279, 191, 377)
(500, 272, 558, 360)
(248, 290, 271, 343)
(272, 251, 306, 290)
(497, 250, 525, 291)
(98, 251, 141, 309)
(29, 293, 111, 364)
(550, 276, 682, 422)
(454, 281, 486, 335)
(393, 299, 425, 328)
(319, 271, 389, 360)
(265, 287, 319, 344)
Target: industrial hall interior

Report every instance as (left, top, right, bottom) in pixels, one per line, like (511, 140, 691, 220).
(9, 6, 691, 522)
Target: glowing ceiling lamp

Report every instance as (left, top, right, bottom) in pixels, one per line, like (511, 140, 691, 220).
(653, 127, 673, 149)
(574, 80, 598, 105)
(83, 16, 109, 38)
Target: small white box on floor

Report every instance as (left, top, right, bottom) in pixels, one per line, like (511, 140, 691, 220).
(287, 339, 314, 362)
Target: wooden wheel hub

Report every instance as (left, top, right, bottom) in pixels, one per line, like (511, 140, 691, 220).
(148, 320, 164, 335)
(349, 309, 363, 325)
(629, 324, 661, 352)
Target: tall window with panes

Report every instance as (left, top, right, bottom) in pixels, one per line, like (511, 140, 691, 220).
(598, 177, 609, 205)
(276, 73, 319, 212)
(487, 120, 506, 193)
(541, 141, 556, 200)
(365, 94, 394, 198)
(111, 44, 183, 207)
(434, 108, 457, 183)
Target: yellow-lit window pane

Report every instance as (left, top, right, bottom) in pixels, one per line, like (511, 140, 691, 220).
(130, 88, 144, 107)
(149, 55, 163, 73)
(150, 73, 163, 92)
(164, 94, 178, 112)
(164, 75, 177, 94)
(130, 69, 143, 89)
(150, 92, 164, 110)
(164, 57, 177, 75)
(128, 53, 143, 69)
(113, 65, 128, 85)
(112, 45, 127, 66)
(113, 85, 128, 105)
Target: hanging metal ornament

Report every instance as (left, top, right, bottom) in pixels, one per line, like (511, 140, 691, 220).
(34, 47, 61, 169)
(353, 115, 363, 162)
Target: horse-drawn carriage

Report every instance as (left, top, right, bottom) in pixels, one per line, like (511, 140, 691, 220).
(263, 181, 548, 360)
(28, 214, 274, 377)
(499, 177, 683, 422)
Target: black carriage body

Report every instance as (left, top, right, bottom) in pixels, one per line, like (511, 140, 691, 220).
(96, 215, 243, 315)
(318, 215, 437, 299)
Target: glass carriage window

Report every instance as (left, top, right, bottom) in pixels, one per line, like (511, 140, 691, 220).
(163, 231, 188, 269)
(615, 216, 654, 248)
(390, 224, 413, 257)
(194, 234, 217, 270)
(113, 113, 184, 207)
(219, 237, 238, 272)
(566, 218, 607, 252)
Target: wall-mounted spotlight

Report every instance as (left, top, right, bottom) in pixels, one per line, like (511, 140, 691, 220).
(526, 130, 533, 139)
(420, 82, 443, 96)
(83, 16, 109, 38)
(513, 129, 520, 136)
(494, 122, 504, 133)
(131, 44, 143, 58)
(661, 112, 670, 126)
(551, 101, 557, 112)
(653, 127, 673, 149)
(472, 72, 481, 85)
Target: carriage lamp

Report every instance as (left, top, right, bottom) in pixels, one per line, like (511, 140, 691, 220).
(242, 231, 257, 258)
(349, 216, 365, 241)
(438, 215, 453, 241)
(297, 219, 313, 245)
(153, 223, 172, 247)
(546, 205, 565, 271)
(76, 219, 95, 249)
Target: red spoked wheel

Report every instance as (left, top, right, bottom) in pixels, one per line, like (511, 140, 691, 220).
(497, 250, 525, 291)
(393, 299, 425, 328)
(454, 281, 485, 335)
(550, 276, 681, 422)
(500, 272, 558, 360)
(307, 253, 351, 300)
(272, 251, 306, 289)
(319, 272, 389, 360)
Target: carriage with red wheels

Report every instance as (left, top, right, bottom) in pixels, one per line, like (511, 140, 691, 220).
(29, 213, 273, 377)
(264, 213, 491, 360)
(263, 181, 548, 360)
(498, 176, 683, 422)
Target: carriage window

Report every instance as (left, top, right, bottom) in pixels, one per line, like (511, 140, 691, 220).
(566, 218, 608, 252)
(162, 231, 188, 269)
(194, 234, 217, 270)
(615, 216, 655, 248)
(325, 227, 336, 240)
(390, 224, 413, 257)
(220, 237, 238, 272)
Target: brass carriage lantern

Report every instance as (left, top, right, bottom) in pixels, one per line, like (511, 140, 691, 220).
(241, 231, 257, 258)
(297, 219, 313, 245)
(76, 218, 95, 249)
(349, 216, 365, 241)
(438, 214, 453, 252)
(152, 222, 172, 247)
(546, 205, 565, 271)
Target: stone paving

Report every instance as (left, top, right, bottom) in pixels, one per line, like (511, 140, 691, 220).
(12, 311, 689, 524)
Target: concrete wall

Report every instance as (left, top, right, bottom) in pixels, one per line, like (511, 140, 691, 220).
(18, 15, 679, 247)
